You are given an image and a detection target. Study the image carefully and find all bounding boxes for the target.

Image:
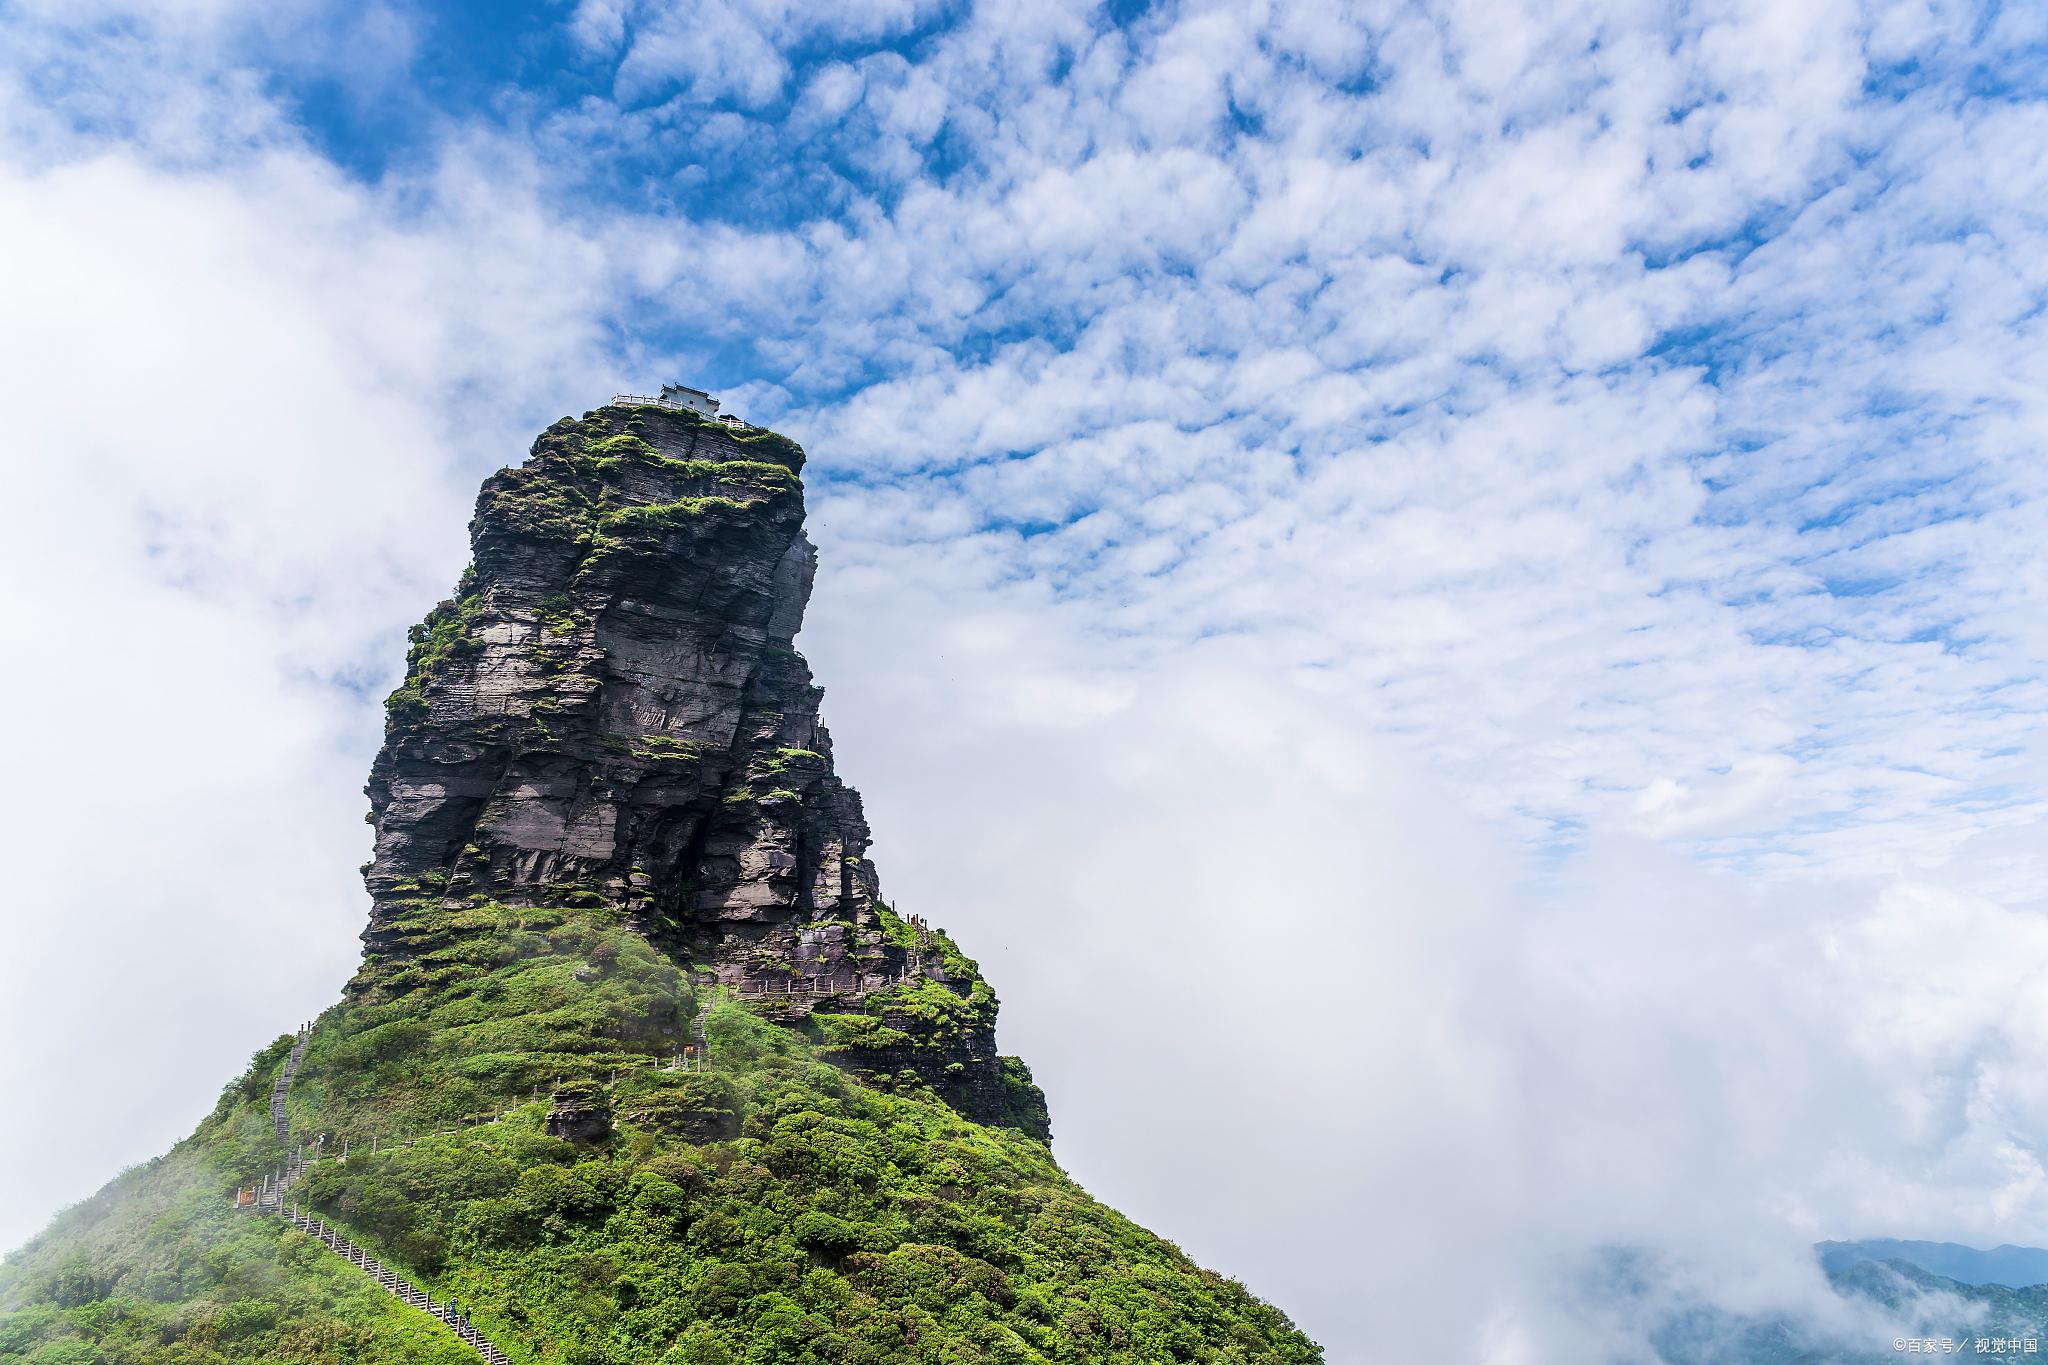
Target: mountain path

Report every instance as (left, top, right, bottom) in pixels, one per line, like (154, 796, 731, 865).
(237, 1023, 517, 1365)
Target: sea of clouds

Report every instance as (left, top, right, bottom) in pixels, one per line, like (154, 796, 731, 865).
(3, 0, 2046, 1359)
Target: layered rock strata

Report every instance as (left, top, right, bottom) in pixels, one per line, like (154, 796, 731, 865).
(360, 402, 1047, 1138)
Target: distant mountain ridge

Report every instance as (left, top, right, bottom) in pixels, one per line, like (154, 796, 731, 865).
(1579, 1243, 2048, 1363)
(1819, 1239, 2048, 1289)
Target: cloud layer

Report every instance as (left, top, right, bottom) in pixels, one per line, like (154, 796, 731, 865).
(4, 0, 2048, 1359)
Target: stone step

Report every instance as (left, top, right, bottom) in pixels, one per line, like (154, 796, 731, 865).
(247, 1024, 515, 1365)
(283, 1205, 515, 1364)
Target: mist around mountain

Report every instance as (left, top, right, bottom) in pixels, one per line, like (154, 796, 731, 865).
(1819, 1241, 2048, 1291)
(1580, 1244, 2048, 1364)
(0, 403, 1319, 1365)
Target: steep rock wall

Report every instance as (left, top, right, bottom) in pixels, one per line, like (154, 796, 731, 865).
(360, 403, 1046, 1139)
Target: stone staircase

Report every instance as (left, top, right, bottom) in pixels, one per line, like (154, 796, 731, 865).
(271, 1024, 308, 1143)
(237, 1024, 313, 1212)
(283, 1204, 509, 1365)
(687, 978, 713, 1068)
(237, 1021, 516, 1365)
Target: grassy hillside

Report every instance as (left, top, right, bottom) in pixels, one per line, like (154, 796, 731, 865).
(0, 898, 1321, 1364)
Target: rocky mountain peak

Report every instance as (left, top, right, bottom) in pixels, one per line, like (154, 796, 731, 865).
(0, 399, 1324, 1365)
(361, 400, 1047, 1137)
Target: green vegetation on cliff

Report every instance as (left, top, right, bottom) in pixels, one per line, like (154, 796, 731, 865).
(1, 403, 1319, 1364)
(0, 898, 1319, 1365)
(385, 407, 803, 729)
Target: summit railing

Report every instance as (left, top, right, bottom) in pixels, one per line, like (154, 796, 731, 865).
(608, 394, 751, 427)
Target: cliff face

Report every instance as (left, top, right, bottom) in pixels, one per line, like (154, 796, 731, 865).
(366, 408, 863, 945)
(361, 403, 1044, 1138)
(0, 401, 1322, 1365)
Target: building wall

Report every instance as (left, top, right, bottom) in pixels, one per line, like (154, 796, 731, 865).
(660, 386, 719, 416)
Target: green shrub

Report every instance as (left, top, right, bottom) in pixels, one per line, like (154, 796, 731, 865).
(1, 863, 1316, 1364)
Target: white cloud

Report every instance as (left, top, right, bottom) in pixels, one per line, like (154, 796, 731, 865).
(604, 0, 952, 106)
(5, 0, 2048, 1360)
(803, 561, 2048, 1357)
(0, 70, 638, 1260)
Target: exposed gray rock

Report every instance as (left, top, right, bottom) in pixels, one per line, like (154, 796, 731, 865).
(544, 1080, 612, 1145)
(359, 403, 1049, 1140)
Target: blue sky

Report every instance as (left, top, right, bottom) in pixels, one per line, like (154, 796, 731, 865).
(5, 1, 2048, 1359)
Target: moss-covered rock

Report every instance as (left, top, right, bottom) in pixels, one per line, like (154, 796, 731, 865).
(0, 402, 1321, 1365)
